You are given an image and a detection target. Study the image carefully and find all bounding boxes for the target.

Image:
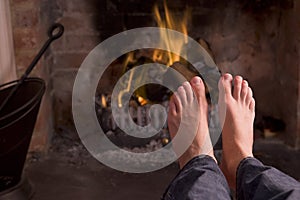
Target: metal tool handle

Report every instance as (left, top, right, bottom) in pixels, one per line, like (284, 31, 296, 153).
(20, 23, 64, 82)
(0, 23, 64, 113)
(48, 23, 64, 40)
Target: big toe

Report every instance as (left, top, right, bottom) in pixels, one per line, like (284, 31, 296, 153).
(190, 76, 206, 103)
(218, 73, 233, 97)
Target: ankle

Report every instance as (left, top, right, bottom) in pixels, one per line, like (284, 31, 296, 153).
(178, 152, 217, 169)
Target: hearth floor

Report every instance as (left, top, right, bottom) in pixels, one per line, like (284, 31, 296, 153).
(24, 139, 300, 200)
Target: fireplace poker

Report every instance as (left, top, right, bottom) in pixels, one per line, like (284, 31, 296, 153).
(0, 23, 64, 113)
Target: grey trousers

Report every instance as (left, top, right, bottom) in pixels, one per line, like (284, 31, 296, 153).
(162, 155, 300, 200)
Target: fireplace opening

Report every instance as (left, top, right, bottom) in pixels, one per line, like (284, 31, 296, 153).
(94, 1, 220, 151)
(94, 49, 207, 150)
(85, 1, 300, 153)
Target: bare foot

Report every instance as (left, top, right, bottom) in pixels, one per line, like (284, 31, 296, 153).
(218, 73, 255, 189)
(168, 76, 216, 169)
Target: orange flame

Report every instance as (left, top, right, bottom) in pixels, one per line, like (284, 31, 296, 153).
(118, 1, 191, 107)
(153, 0, 190, 66)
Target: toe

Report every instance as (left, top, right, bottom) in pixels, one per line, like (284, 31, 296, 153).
(168, 97, 177, 116)
(246, 87, 253, 105)
(173, 92, 182, 113)
(190, 76, 206, 103)
(249, 98, 255, 112)
(177, 86, 187, 106)
(233, 76, 243, 100)
(241, 80, 248, 101)
(182, 81, 193, 103)
(218, 73, 233, 97)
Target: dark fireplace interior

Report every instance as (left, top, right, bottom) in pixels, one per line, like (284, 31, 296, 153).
(44, 0, 299, 148)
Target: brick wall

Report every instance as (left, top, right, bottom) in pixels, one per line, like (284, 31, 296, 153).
(9, 0, 300, 150)
(276, 0, 300, 148)
(10, 0, 53, 151)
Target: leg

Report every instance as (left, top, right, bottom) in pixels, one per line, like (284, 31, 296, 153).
(219, 73, 300, 199)
(218, 74, 254, 189)
(237, 157, 300, 200)
(168, 76, 215, 168)
(162, 77, 231, 200)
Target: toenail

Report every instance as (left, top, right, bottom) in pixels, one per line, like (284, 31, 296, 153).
(173, 92, 179, 98)
(224, 74, 230, 80)
(192, 77, 201, 85)
(235, 76, 243, 82)
(183, 81, 189, 86)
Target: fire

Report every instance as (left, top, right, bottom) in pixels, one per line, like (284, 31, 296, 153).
(118, 1, 191, 107)
(137, 96, 148, 106)
(101, 94, 107, 108)
(153, 0, 190, 66)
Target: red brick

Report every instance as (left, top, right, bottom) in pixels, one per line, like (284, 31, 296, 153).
(14, 51, 37, 71)
(11, 7, 39, 28)
(13, 28, 39, 50)
(49, 35, 65, 52)
(56, 0, 106, 13)
(53, 52, 88, 69)
(29, 90, 53, 152)
(51, 70, 77, 93)
(57, 14, 98, 35)
(10, 0, 40, 9)
(65, 35, 101, 52)
(9, 0, 53, 153)
(52, 89, 75, 132)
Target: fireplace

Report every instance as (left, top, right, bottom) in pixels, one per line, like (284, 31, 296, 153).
(8, 0, 300, 151)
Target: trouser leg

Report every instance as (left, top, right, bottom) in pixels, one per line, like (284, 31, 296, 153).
(237, 157, 300, 200)
(162, 155, 231, 200)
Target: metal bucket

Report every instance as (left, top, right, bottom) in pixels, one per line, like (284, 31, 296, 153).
(0, 78, 45, 191)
